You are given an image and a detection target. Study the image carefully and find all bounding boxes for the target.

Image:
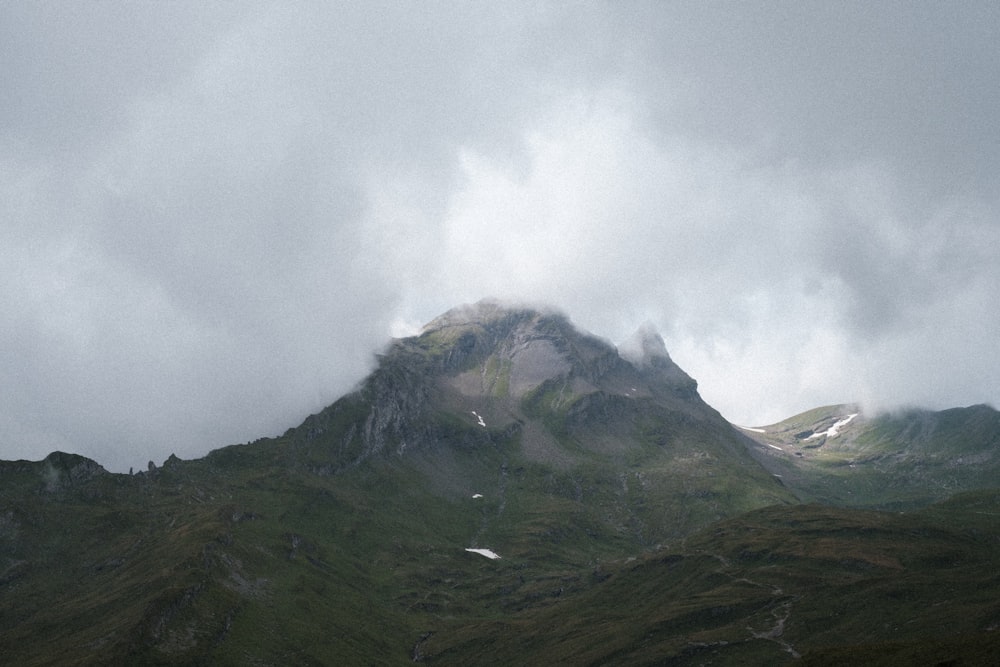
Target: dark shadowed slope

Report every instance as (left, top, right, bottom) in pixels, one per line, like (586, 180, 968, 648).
(420, 489, 1000, 665)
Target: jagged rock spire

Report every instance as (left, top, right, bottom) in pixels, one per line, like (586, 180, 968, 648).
(618, 322, 672, 368)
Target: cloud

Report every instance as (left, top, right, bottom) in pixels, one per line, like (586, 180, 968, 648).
(1, 2, 998, 470)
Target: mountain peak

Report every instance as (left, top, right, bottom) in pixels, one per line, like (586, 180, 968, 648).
(410, 298, 605, 391)
(406, 300, 698, 404)
(293, 300, 705, 470)
(420, 298, 562, 334)
(618, 322, 672, 368)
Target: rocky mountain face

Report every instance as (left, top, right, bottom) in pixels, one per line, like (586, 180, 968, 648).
(1, 300, 998, 665)
(277, 300, 794, 540)
(291, 301, 703, 465)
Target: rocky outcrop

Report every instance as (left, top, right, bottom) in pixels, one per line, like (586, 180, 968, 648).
(41, 451, 106, 492)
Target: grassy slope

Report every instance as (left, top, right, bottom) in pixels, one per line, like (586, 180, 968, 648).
(4, 443, 999, 665)
(0, 451, 416, 665)
(421, 490, 1000, 665)
(0, 393, 795, 667)
(3, 310, 998, 665)
(742, 404, 1000, 508)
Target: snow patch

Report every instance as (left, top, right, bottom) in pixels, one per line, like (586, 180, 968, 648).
(465, 548, 501, 560)
(766, 443, 783, 451)
(736, 425, 766, 433)
(471, 411, 486, 427)
(807, 413, 858, 440)
(472, 493, 483, 499)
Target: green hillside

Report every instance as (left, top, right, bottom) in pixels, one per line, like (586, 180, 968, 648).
(1, 302, 998, 665)
(420, 490, 1000, 665)
(740, 403, 1000, 508)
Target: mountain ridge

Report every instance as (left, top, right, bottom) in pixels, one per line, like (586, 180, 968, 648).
(740, 401, 1000, 508)
(1, 300, 998, 665)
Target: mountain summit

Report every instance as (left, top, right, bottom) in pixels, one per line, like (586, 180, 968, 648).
(414, 299, 699, 408)
(284, 300, 788, 531)
(617, 321, 672, 366)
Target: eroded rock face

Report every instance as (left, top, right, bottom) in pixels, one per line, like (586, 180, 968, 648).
(420, 301, 572, 380)
(40, 451, 106, 491)
(437, 309, 574, 399)
(422, 299, 696, 399)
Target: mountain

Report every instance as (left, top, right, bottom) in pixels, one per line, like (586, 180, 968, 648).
(1, 300, 998, 665)
(279, 300, 795, 538)
(739, 403, 1000, 508)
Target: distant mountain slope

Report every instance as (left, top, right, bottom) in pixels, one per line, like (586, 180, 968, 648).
(738, 403, 1000, 508)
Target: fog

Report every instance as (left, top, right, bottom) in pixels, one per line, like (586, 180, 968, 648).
(2, 2, 997, 471)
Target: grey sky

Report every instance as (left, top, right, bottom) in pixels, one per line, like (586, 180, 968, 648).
(2, 1, 998, 472)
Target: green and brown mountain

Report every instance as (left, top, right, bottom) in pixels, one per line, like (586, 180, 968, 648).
(740, 402, 1000, 508)
(1, 301, 998, 665)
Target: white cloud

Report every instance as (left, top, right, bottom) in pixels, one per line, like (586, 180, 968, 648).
(1, 2, 998, 470)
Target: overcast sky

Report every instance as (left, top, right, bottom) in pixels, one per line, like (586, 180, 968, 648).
(3, 1, 998, 472)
